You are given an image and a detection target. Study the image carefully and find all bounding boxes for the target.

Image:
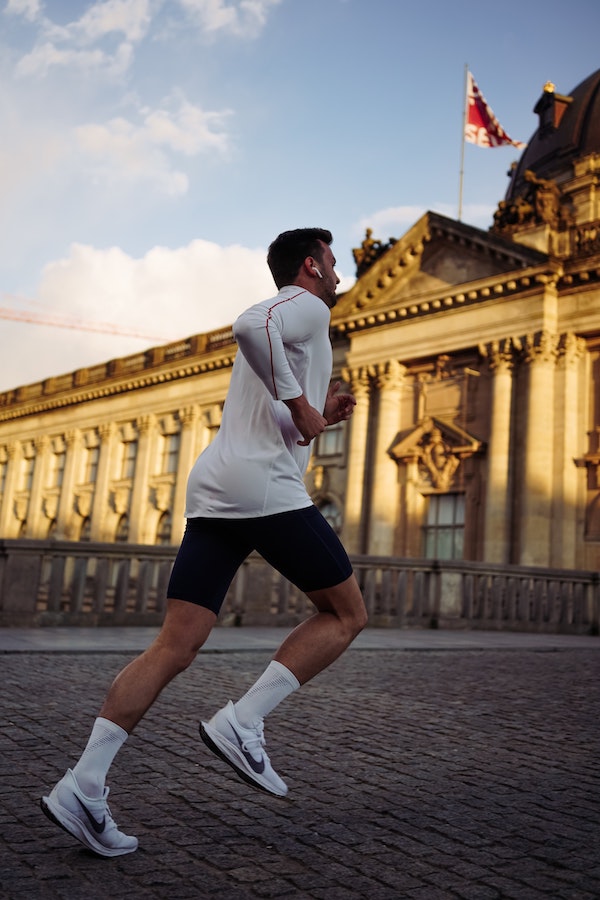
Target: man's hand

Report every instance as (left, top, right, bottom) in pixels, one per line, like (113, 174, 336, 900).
(284, 395, 328, 446)
(323, 381, 356, 425)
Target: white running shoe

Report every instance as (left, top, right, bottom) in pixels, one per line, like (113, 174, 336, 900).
(41, 769, 138, 857)
(200, 701, 288, 797)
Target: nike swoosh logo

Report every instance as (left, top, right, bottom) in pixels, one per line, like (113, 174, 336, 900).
(75, 796, 106, 834)
(231, 726, 266, 774)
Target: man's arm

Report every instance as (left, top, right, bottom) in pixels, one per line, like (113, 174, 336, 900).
(285, 382, 356, 447)
(283, 394, 328, 447)
(323, 381, 356, 425)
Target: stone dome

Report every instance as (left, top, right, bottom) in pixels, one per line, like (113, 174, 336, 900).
(506, 68, 600, 201)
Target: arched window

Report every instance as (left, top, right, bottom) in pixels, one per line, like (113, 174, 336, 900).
(317, 498, 343, 534)
(115, 514, 129, 543)
(156, 511, 173, 545)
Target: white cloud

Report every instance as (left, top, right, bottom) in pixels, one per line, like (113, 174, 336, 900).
(356, 202, 496, 240)
(0, 239, 277, 391)
(357, 206, 429, 241)
(12, 1, 151, 79)
(15, 39, 134, 78)
(4, 0, 42, 22)
(142, 97, 232, 155)
(0, 237, 362, 392)
(72, 0, 154, 44)
(11, 0, 282, 82)
(176, 0, 282, 38)
(75, 95, 232, 194)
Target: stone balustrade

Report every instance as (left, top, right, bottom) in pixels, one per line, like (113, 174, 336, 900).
(0, 539, 598, 634)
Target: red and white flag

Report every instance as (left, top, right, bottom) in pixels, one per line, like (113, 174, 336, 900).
(465, 71, 525, 149)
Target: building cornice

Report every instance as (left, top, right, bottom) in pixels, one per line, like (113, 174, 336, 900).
(332, 262, 569, 337)
(0, 329, 236, 423)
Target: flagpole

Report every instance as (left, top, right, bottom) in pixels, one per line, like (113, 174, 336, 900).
(458, 63, 468, 222)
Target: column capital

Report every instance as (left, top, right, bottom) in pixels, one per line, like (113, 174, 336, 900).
(341, 366, 371, 400)
(34, 435, 50, 454)
(136, 413, 156, 436)
(99, 422, 117, 442)
(479, 337, 518, 373)
(557, 332, 586, 369)
(520, 330, 559, 365)
(64, 428, 81, 448)
(178, 406, 200, 428)
(6, 440, 20, 460)
(370, 359, 407, 391)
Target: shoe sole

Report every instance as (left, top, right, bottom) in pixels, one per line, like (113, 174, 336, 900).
(199, 723, 287, 798)
(40, 797, 137, 858)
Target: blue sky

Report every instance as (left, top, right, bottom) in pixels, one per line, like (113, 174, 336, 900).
(1, 0, 598, 391)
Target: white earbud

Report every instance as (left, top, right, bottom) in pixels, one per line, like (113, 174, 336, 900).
(312, 266, 323, 278)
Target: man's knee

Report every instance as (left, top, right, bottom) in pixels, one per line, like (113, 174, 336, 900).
(308, 574, 368, 637)
(344, 593, 368, 637)
(156, 598, 216, 673)
(151, 633, 201, 675)
(352, 599, 369, 634)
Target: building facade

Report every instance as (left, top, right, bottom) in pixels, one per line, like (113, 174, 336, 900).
(1, 69, 600, 571)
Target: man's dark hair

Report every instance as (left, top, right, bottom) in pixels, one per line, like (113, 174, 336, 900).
(267, 228, 333, 288)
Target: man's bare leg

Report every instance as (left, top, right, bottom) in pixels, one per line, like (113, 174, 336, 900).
(41, 598, 216, 855)
(273, 573, 367, 683)
(100, 598, 217, 732)
(200, 574, 367, 796)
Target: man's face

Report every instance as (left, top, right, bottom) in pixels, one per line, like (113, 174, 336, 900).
(314, 242, 340, 309)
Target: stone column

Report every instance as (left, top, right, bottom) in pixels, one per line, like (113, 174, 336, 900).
(340, 366, 371, 553)
(480, 338, 516, 563)
(519, 330, 558, 566)
(128, 414, 156, 544)
(0, 441, 22, 537)
(56, 429, 83, 539)
(27, 436, 51, 538)
(367, 360, 406, 556)
(171, 406, 200, 544)
(90, 423, 117, 542)
(554, 333, 586, 567)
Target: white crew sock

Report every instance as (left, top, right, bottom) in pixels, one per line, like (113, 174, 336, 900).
(233, 660, 300, 728)
(71, 717, 128, 798)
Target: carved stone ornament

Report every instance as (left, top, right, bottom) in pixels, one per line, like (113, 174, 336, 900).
(42, 494, 59, 521)
(13, 497, 29, 522)
(388, 416, 483, 491)
(351, 228, 397, 277)
(74, 491, 92, 518)
(110, 487, 130, 515)
(492, 170, 569, 234)
(151, 483, 172, 512)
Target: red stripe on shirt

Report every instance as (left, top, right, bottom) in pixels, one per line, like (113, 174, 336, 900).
(264, 290, 306, 399)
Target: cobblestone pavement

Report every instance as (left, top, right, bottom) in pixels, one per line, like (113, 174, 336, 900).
(1, 643, 599, 899)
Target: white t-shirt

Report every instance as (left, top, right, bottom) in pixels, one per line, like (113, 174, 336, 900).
(185, 285, 333, 518)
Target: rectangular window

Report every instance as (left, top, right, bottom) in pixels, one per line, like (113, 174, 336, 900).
(120, 441, 137, 480)
(49, 451, 66, 488)
(423, 493, 465, 560)
(161, 433, 180, 474)
(85, 446, 99, 484)
(316, 422, 344, 457)
(19, 456, 34, 492)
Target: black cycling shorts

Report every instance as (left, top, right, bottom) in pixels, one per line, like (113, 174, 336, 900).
(167, 504, 353, 614)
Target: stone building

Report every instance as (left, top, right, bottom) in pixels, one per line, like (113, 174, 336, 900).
(1, 68, 599, 572)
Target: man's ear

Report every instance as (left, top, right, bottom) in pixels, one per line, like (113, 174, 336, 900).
(304, 257, 322, 277)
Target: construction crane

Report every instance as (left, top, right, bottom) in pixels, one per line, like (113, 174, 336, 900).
(0, 302, 173, 344)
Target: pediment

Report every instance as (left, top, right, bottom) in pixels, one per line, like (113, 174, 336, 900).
(334, 211, 546, 319)
(389, 415, 484, 491)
